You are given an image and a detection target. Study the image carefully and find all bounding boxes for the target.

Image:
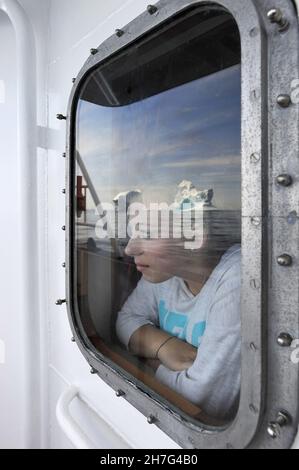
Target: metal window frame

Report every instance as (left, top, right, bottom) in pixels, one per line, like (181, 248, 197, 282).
(64, 0, 299, 449)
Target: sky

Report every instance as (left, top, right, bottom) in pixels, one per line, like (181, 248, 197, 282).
(76, 64, 241, 212)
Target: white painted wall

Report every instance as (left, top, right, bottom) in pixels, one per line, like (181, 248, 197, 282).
(0, 10, 23, 449)
(0, 0, 298, 449)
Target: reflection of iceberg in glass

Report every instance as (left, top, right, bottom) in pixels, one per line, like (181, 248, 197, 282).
(113, 190, 142, 207)
(114, 190, 143, 241)
(174, 180, 214, 209)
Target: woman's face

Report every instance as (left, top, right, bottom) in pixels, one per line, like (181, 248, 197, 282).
(125, 238, 186, 283)
(125, 237, 212, 284)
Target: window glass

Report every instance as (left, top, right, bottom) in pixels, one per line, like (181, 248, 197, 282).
(74, 6, 241, 424)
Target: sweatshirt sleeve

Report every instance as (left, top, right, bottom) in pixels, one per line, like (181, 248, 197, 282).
(155, 262, 241, 420)
(116, 277, 159, 349)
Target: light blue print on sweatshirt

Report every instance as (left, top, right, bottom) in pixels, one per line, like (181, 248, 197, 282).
(191, 321, 206, 347)
(158, 300, 206, 347)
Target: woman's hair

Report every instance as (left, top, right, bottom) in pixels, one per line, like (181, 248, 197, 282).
(203, 208, 241, 255)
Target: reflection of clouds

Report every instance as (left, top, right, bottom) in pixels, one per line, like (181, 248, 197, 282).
(178, 108, 238, 132)
(78, 127, 110, 157)
(77, 64, 241, 211)
(147, 136, 203, 159)
(160, 154, 240, 169)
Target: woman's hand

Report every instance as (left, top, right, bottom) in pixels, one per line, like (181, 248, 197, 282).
(144, 358, 161, 372)
(157, 337, 197, 371)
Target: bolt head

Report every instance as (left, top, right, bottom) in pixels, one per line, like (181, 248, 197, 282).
(277, 94, 291, 108)
(250, 152, 261, 164)
(62, 152, 66, 158)
(267, 422, 280, 439)
(147, 415, 157, 424)
(277, 411, 291, 426)
(267, 8, 283, 23)
(115, 390, 125, 397)
(251, 217, 261, 227)
(277, 333, 293, 347)
(277, 254, 293, 267)
(267, 8, 289, 31)
(276, 174, 293, 187)
(147, 5, 158, 15)
(250, 279, 260, 290)
(62, 226, 66, 231)
(71, 337, 75, 342)
(72, 78, 76, 83)
(115, 29, 124, 38)
(90, 48, 98, 55)
(249, 404, 258, 414)
(56, 114, 66, 120)
(90, 367, 97, 375)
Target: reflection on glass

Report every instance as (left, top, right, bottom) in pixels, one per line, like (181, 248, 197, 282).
(74, 6, 241, 424)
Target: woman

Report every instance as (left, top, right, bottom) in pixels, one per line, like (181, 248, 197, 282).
(116, 193, 241, 421)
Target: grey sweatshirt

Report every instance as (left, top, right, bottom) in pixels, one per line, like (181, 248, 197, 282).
(116, 245, 241, 420)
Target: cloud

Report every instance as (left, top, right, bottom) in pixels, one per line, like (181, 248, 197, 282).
(159, 154, 240, 169)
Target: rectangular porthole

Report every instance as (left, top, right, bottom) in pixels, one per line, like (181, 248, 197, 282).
(66, 0, 299, 448)
(75, 5, 241, 426)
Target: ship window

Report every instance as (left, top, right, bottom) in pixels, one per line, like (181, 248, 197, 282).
(72, 4, 241, 427)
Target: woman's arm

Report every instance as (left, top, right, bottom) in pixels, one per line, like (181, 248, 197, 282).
(128, 324, 170, 357)
(155, 266, 241, 419)
(129, 324, 197, 371)
(117, 277, 197, 371)
(116, 278, 159, 348)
